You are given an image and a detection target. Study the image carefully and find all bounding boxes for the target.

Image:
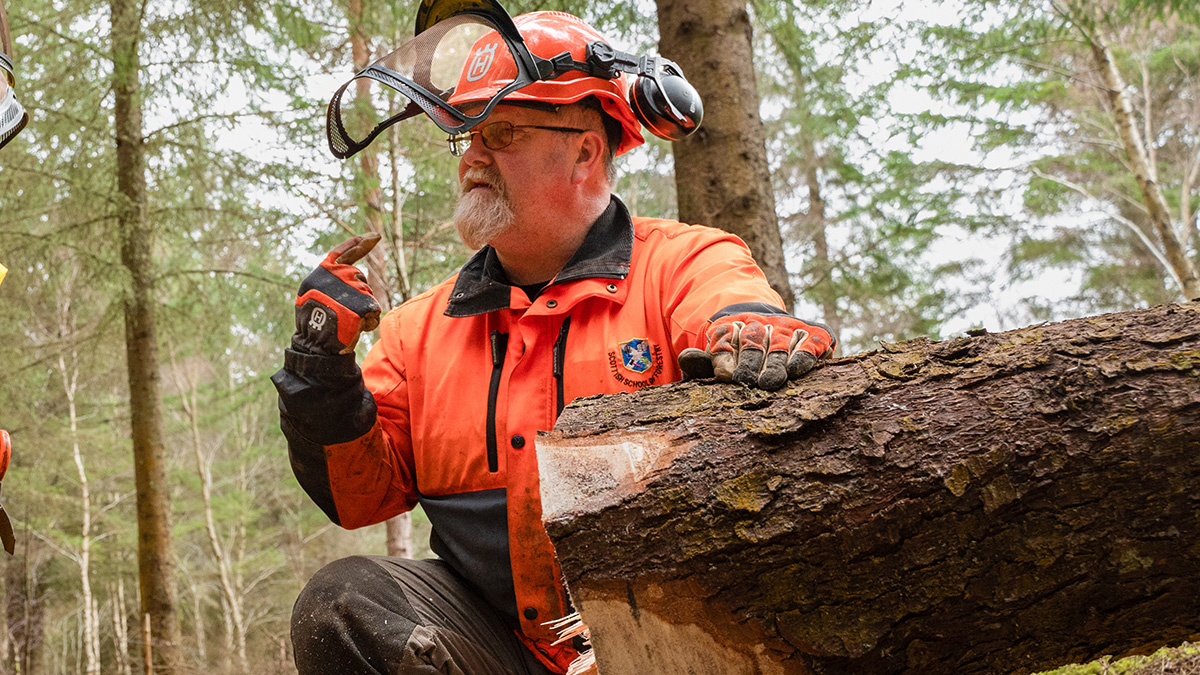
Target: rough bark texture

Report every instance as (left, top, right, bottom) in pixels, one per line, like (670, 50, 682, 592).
(653, 0, 796, 311)
(110, 0, 185, 668)
(540, 302, 1200, 675)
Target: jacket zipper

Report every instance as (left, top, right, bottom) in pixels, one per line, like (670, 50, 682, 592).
(552, 316, 572, 418)
(487, 330, 508, 473)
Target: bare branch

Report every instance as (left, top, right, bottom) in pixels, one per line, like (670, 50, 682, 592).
(20, 523, 81, 564)
(1139, 57, 1157, 182)
(158, 268, 293, 288)
(143, 110, 289, 140)
(1032, 168, 1185, 292)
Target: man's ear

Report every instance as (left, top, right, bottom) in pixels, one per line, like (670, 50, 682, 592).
(571, 130, 606, 185)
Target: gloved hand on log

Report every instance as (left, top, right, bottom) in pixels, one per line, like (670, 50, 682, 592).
(291, 234, 382, 356)
(679, 305, 836, 391)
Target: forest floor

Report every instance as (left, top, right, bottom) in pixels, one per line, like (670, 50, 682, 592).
(1038, 643, 1199, 675)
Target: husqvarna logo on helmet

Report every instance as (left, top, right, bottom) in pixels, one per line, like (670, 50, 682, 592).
(465, 42, 498, 82)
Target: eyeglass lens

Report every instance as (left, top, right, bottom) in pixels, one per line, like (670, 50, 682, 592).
(449, 122, 514, 156)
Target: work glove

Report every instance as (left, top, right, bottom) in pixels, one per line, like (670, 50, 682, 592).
(291, 233, 382, 356)
(678, 308, 836, 391)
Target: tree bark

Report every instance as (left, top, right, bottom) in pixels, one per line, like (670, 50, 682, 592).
(0, 0, 14, 58)
(540, 301, 1200, 675)
(110, 0, 185, 667)
(654, 0, 796, 311)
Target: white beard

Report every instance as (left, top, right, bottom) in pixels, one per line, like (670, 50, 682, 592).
(454, 168, 515, 250)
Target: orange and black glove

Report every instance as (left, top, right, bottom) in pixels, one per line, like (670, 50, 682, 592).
(292, 234, 382, 356)
(679, 304, 836, 391)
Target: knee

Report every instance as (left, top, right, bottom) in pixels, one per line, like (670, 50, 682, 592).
(292, 556, 378, 641)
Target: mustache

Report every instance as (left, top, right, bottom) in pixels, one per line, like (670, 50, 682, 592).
(460, 167, 505, 194)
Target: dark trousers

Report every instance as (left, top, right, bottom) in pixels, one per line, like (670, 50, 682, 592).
(291, 556, 556, 675)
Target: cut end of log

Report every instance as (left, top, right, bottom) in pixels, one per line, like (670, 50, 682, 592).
(538, 431, 689, 522)
(574, 583, 803, 675)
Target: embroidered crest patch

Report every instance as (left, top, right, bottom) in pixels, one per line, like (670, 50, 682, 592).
(619, 338, 653, 374)
(608, 339, 664, 390)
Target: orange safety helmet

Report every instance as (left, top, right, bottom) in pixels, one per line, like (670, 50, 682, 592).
(327, 0, 699, 159)
(447, 11, 644, 156)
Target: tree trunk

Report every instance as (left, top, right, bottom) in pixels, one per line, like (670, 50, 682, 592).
(654, 0, 796, 310)
(0, 0, 14, 58)
(113, 579, 133, 675)
(388, 93, 412, 303)
(53, 277, 101, 675)
(186, 575, 207, 667)
(6, 541, 46, 675)
(60, 351, 99, 675)
(169, 351, 248, 673)
(1089, 35, 1200, 300)
(540, 301, 1200, 675)
(798, 122, 840, 346)
(345, 0, 413, 560)
(110, 0, 185, 667)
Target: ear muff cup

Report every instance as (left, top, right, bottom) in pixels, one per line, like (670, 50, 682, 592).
(629, 73, 703, 142)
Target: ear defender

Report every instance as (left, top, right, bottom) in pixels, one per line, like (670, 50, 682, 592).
(582, 41, 703, 142)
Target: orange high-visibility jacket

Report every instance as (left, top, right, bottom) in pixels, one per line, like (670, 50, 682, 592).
(275, 197, 784, 669)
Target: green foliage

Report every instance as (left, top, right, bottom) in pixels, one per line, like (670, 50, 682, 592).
(750, 0, 1017, 351)
(912, 0, 1200, 321)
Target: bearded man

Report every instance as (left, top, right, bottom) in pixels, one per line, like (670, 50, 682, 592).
(273, 8, 835, 675)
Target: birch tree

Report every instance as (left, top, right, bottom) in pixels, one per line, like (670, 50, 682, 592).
(921, 0, 1200, 315)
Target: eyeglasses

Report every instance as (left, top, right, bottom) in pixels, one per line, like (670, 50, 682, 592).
(447, 121, 588, 156)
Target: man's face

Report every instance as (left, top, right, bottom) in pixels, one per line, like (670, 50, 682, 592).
(452, 103, 580, 251)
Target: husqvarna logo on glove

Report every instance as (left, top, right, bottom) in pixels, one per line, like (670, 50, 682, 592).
(465, 42, 498, 82)
(308, 306, 328, 332)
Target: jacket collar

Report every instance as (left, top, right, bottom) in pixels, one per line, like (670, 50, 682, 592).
(444, 195, 634, 318)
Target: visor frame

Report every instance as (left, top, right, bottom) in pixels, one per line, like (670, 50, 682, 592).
(326, 0, 546, 159)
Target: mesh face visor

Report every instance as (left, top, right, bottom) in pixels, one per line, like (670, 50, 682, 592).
(0, 53, 28, 150)
(326, 11, 538, 159)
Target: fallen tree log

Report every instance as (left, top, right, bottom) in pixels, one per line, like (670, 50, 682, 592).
(538, 302, 1200, 675)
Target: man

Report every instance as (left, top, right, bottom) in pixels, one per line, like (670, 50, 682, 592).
(273, 9, 835, 675)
